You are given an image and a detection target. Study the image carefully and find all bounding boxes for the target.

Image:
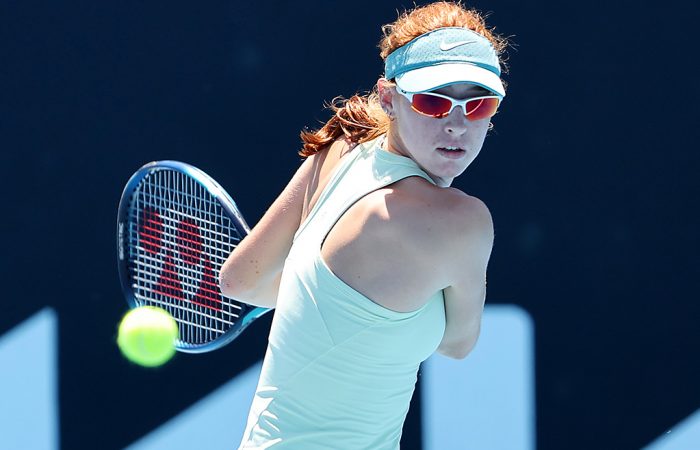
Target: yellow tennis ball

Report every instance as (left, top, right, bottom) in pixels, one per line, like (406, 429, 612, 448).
(117, 306, 179, 367)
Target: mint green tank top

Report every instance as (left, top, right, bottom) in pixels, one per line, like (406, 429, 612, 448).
(239, 135, 446, 450)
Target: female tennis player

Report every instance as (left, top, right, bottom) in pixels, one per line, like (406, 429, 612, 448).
(220, 2, 510, 448)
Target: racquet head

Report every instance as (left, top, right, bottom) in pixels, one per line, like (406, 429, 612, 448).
(117, 160, 269, 353)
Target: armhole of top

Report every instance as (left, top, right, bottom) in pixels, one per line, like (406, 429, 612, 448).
(294, 140, 367, 241)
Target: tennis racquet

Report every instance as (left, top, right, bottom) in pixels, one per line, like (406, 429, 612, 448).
(116, 160, 270, 353)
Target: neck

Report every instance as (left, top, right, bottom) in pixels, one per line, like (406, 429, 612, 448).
(382, 129, 407, 157)
(381, 130, 453, 188)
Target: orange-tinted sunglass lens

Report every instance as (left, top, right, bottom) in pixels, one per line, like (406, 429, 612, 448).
(465, 97, 500, 121)
(411, 94, 452, 118)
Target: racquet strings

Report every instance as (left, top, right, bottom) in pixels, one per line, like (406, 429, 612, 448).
(126, 168, 245, 347)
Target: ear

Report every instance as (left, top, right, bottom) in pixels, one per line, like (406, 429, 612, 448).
(377, 78, 396, 117)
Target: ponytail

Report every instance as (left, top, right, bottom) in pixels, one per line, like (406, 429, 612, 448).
(298, 88, 390, 157)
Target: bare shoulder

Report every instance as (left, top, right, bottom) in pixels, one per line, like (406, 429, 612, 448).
(388, 178, 493, 239)
(442, 189, 493, 239)
(302, 137, 358, 219)
(435, 188, 493, 258)
(379, 179, 494, 277)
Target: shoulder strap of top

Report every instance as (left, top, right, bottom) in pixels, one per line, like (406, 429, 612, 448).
(293, 135, 435, 242)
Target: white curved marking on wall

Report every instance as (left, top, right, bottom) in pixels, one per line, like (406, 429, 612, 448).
(0, 308, 59, 450)
(422, 304, 536, 450)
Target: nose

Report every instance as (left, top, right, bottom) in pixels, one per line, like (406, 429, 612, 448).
(443, 107, 469, 136)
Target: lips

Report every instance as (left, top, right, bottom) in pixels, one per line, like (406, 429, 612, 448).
(436, 147, 467, 159)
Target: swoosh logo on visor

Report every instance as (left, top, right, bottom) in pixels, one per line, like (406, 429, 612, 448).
(439, 40, 476, 51)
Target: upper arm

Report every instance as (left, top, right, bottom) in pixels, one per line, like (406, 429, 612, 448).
(219, 155, 315, 307)
(438, 196, 494, 359)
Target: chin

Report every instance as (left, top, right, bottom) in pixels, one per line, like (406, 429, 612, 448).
(428, 169, 463, 186)
(443, 161, 471, 175)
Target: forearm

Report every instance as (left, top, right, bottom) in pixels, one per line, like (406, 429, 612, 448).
(438, 282, 485, 359)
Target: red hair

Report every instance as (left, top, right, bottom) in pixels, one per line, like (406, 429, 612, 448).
(299, 1, 511, 157)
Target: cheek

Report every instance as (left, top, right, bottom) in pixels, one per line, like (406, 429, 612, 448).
(396, 111, 437, 140)
(395, 101, 433, 132)
(395, 114, 417, 140)
(472, 121, 491, 141)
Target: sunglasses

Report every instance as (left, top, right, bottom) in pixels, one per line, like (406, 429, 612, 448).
(395, 86, 502, 121)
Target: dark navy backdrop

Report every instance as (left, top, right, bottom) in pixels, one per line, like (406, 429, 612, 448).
(2, 1, 699, 449)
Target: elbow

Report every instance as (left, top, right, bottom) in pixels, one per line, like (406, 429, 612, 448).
(219, 276, 236, 299)
(437, 337, 478, 360)
(219, 255, 263, 302)
(219, 272, 248, 300)
(219, 272, 277, 309)
(438, 345, 470, 360)
(219, 257, 259, 301)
